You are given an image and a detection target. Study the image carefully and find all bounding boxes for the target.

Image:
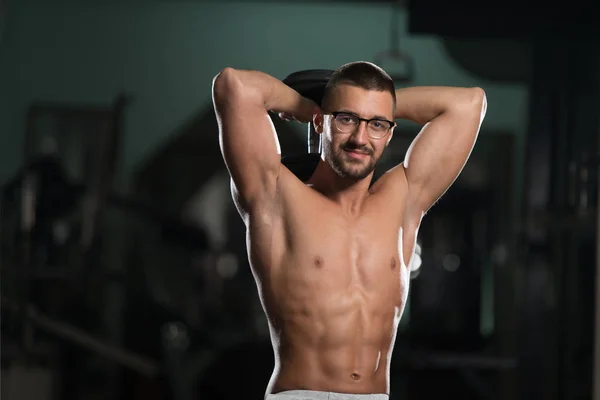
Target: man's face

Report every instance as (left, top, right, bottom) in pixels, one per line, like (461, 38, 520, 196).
(316, 84, 395, 181)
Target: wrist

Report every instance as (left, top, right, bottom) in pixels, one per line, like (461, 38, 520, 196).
(393, 89, 409, 120)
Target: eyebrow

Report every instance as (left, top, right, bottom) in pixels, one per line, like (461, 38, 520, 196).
(338, 109, 391, 121)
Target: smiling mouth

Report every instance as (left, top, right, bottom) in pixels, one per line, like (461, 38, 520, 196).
(343, 149, 369, 159)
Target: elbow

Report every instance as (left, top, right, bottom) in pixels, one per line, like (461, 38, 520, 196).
(212, 67, 242, 103)
(213, 67, 238, 85)
(471, 87, 487, 121)
(462, 86, 485, 104)
(472, 85, 486, 99)
(213, 67, 264, 108)
(454, 87, 486, 117)
(468, 87, 486, 110)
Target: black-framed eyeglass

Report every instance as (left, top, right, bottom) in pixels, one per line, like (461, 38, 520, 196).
(327, 111, 396, 139)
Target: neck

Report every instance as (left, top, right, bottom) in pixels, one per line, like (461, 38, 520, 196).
(307, 159, 373, 216)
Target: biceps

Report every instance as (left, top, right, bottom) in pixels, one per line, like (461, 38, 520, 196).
(404, 109, 482, 211)
(214, 88, 281, 209)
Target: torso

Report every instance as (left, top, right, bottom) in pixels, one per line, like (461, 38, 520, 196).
(237, 166, 419, 396)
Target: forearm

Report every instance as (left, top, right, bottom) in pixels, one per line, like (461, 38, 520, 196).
(394, 86, 484, 125)
(219, 68, 312, 115)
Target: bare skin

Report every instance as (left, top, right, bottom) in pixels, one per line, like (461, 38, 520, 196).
(212, 66, 487, 396)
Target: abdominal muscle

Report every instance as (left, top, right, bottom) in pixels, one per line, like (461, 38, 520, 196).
(262, 270, 402, 395)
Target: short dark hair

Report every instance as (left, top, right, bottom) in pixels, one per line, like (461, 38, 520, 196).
(322, 61, 396, 108)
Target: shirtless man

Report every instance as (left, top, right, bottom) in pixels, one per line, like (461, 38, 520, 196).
(212, 61, 487, 399)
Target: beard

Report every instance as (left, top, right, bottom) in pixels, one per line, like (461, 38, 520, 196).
(323, 139, 379, 180)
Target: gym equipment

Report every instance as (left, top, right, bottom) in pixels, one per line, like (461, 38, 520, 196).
(280, 153, 321, 183)
(1, 296, 160, 377)
(281, 69, 334, 182)
(374, 0, 414, 83)
(0, 148, 216, 400)
(0, 95, 211, 400)
(282, 69, 333, 107)
(1, 156, 209, 257)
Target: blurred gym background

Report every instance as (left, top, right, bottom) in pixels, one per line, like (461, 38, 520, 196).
(0, 1, 598, 399)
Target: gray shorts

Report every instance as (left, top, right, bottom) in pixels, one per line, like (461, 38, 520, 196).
(266, 390, 389, 400)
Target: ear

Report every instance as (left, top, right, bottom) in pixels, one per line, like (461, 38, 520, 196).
(386, 128, 395, 146)
(313, 111, 324, 134)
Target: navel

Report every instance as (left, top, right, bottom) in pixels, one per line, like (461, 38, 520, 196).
(391, 257, 396, 270)
(351, 373, 361, 381)
(314, 255, 324, 268)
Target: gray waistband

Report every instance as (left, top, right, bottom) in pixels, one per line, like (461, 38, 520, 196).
(266, 390, 389, 400)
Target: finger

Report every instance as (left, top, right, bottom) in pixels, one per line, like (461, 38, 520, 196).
(278, 112, 294, 122)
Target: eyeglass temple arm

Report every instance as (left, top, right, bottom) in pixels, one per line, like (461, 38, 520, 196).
(308, 123, 321, 154)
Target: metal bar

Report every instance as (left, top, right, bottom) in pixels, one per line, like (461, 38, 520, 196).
(405, 353, 517, 370)
(2, 298, 160, 377)
(307, 123, 321, 154)
(30, 307, 160, 377)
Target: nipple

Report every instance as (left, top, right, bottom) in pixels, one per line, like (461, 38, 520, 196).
(314, 255, 323, 268)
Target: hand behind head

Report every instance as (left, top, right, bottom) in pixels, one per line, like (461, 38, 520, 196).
(278, 99, 320, 124)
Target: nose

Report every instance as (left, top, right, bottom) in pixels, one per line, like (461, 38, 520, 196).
(350, 121, 369, 144)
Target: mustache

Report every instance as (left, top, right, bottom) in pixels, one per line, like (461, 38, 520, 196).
(341, 143, 373, 155)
